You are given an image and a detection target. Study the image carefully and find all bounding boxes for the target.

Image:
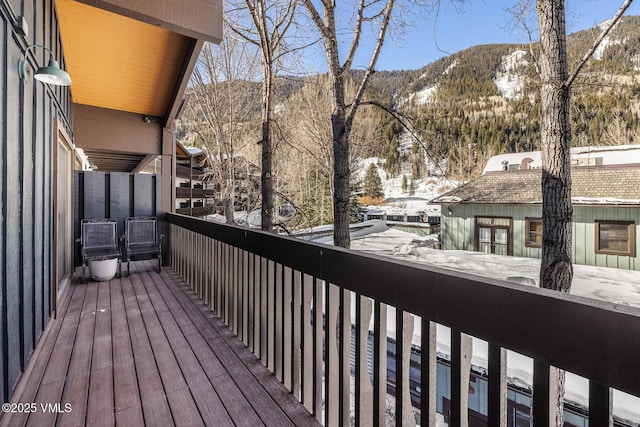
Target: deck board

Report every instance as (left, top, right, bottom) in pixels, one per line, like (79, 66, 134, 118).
(1, 261, 319, 427)
(91, 281, 113, 371)
(155, 268, 300, 427)
(59, 280, 98, 426)
(86, 367, 115, 426)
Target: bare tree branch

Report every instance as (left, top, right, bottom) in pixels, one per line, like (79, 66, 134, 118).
(563, 0, 634, 89)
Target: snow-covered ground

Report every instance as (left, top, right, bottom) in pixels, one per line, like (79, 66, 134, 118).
(353, 157, 453, 219)
(341, 223, 640, 424)
(353, 227, 640, 308)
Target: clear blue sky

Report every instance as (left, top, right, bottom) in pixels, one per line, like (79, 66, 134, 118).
(338, 0, 640, 71)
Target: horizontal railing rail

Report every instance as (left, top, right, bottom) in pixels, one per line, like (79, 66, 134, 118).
(167, 213, 640, 426)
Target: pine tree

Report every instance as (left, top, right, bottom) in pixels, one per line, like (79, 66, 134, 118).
(363, 163, 385, 199)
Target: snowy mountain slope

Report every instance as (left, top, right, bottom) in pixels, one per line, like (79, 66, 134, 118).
(492, 50, 528, 100)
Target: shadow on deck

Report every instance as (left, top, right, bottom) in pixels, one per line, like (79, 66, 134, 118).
(1, 261, 319, 427)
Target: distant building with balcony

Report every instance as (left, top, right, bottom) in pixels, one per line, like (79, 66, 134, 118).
(432, 145, 640, 270)
(175, 143, 216, 217)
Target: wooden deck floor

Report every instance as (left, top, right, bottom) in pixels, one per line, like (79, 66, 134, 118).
(1, 261, 319, 427)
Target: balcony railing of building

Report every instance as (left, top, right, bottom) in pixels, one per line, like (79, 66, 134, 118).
(176, 187, 216, 199)
(167, 213, 640, 427)
(175, 206, 215, 217)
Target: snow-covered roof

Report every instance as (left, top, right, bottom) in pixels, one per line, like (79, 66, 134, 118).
(432, 165, 640, 205)
(482, 144, 640, 174)
(185, 146, 204, 156)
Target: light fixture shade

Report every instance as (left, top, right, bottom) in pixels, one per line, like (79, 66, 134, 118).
(34, 59, 72, 86)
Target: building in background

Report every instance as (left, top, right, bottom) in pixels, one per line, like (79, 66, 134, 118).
(433, 146, 640, 270)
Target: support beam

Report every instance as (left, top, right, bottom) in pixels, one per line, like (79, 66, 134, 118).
(74, 104, 161, 155)
(74, 0, 223, 43)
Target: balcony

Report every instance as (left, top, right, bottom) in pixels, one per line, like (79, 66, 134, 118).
(175, 205, 215, 217)
(1, 260, 318, 427)
(176, 164, 206, 181)
(176, 186, 216, 199)
(4, 213, 640, 427)
(165, 214, 640, 426)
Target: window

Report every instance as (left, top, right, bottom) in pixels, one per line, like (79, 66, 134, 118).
(595, 221, 635, 257)
(475, 217, 513, 255)
(525, 218, 543, 248)
(476, 217, 511, 226)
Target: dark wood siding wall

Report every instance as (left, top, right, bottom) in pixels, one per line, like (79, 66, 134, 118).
(1, 0, 72, 404)
(73, 171, 163, 267)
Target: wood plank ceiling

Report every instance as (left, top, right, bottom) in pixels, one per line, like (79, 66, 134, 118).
(55, 0, 194, 171)
(56, 0, 191, 117)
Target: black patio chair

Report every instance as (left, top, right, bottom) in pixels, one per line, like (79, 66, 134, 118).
(80, 218, 121, 283)
(123, 216, 163, 276)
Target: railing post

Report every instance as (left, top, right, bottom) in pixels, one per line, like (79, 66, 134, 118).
(399, 311, 416, 427)
(420, 319, 437, 427)
(325, 282, 340, 426)
(275, 262, 283, 381)
(283, 266, 294, 390)
(373, 302, 388, 426)
(396, 309, 404, 427)
(260, 257, 268, 364)
(356, 295, 373, 426)
(341, 289, 352, 426)
(313, 277, 323, 422)
(533, 360, 561, 427)
(589, 381, 613, 427)
(292, 269, 302, 399)
(487, 344, 507, 427)
(301, 274, 314, 412)
(248, 252, 256, 353)
(242, 249, 249, 346)
(450, 330, 472, 427)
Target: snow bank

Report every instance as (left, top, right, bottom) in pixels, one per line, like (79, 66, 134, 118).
(348, 228, 640, 422)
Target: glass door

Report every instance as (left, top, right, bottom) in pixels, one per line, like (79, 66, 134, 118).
(479, 227, 493, 253)
(54, 122, 74, 305)
(476, 217, 511, 255)
(494, 228, 509, 255)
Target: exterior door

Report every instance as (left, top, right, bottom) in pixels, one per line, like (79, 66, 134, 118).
(476, 217, 512, 255)
(54, 123, 74, 302)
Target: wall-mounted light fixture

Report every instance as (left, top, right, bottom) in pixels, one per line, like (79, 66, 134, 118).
(18, 44, 72, 86)
(142, 116, 161, 124)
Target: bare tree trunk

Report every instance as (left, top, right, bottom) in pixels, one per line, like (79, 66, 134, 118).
(536, 1, 571, 425)
(261, 119, 274, 231)
(233, 0, 297, 232)
(301, 0, 394, 248)
(332, 109, 351, 247)
(537, 0, 573, 292)
(224, 194, 235, 224)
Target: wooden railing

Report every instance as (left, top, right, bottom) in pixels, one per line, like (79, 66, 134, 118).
(166, 213, 640, 427)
